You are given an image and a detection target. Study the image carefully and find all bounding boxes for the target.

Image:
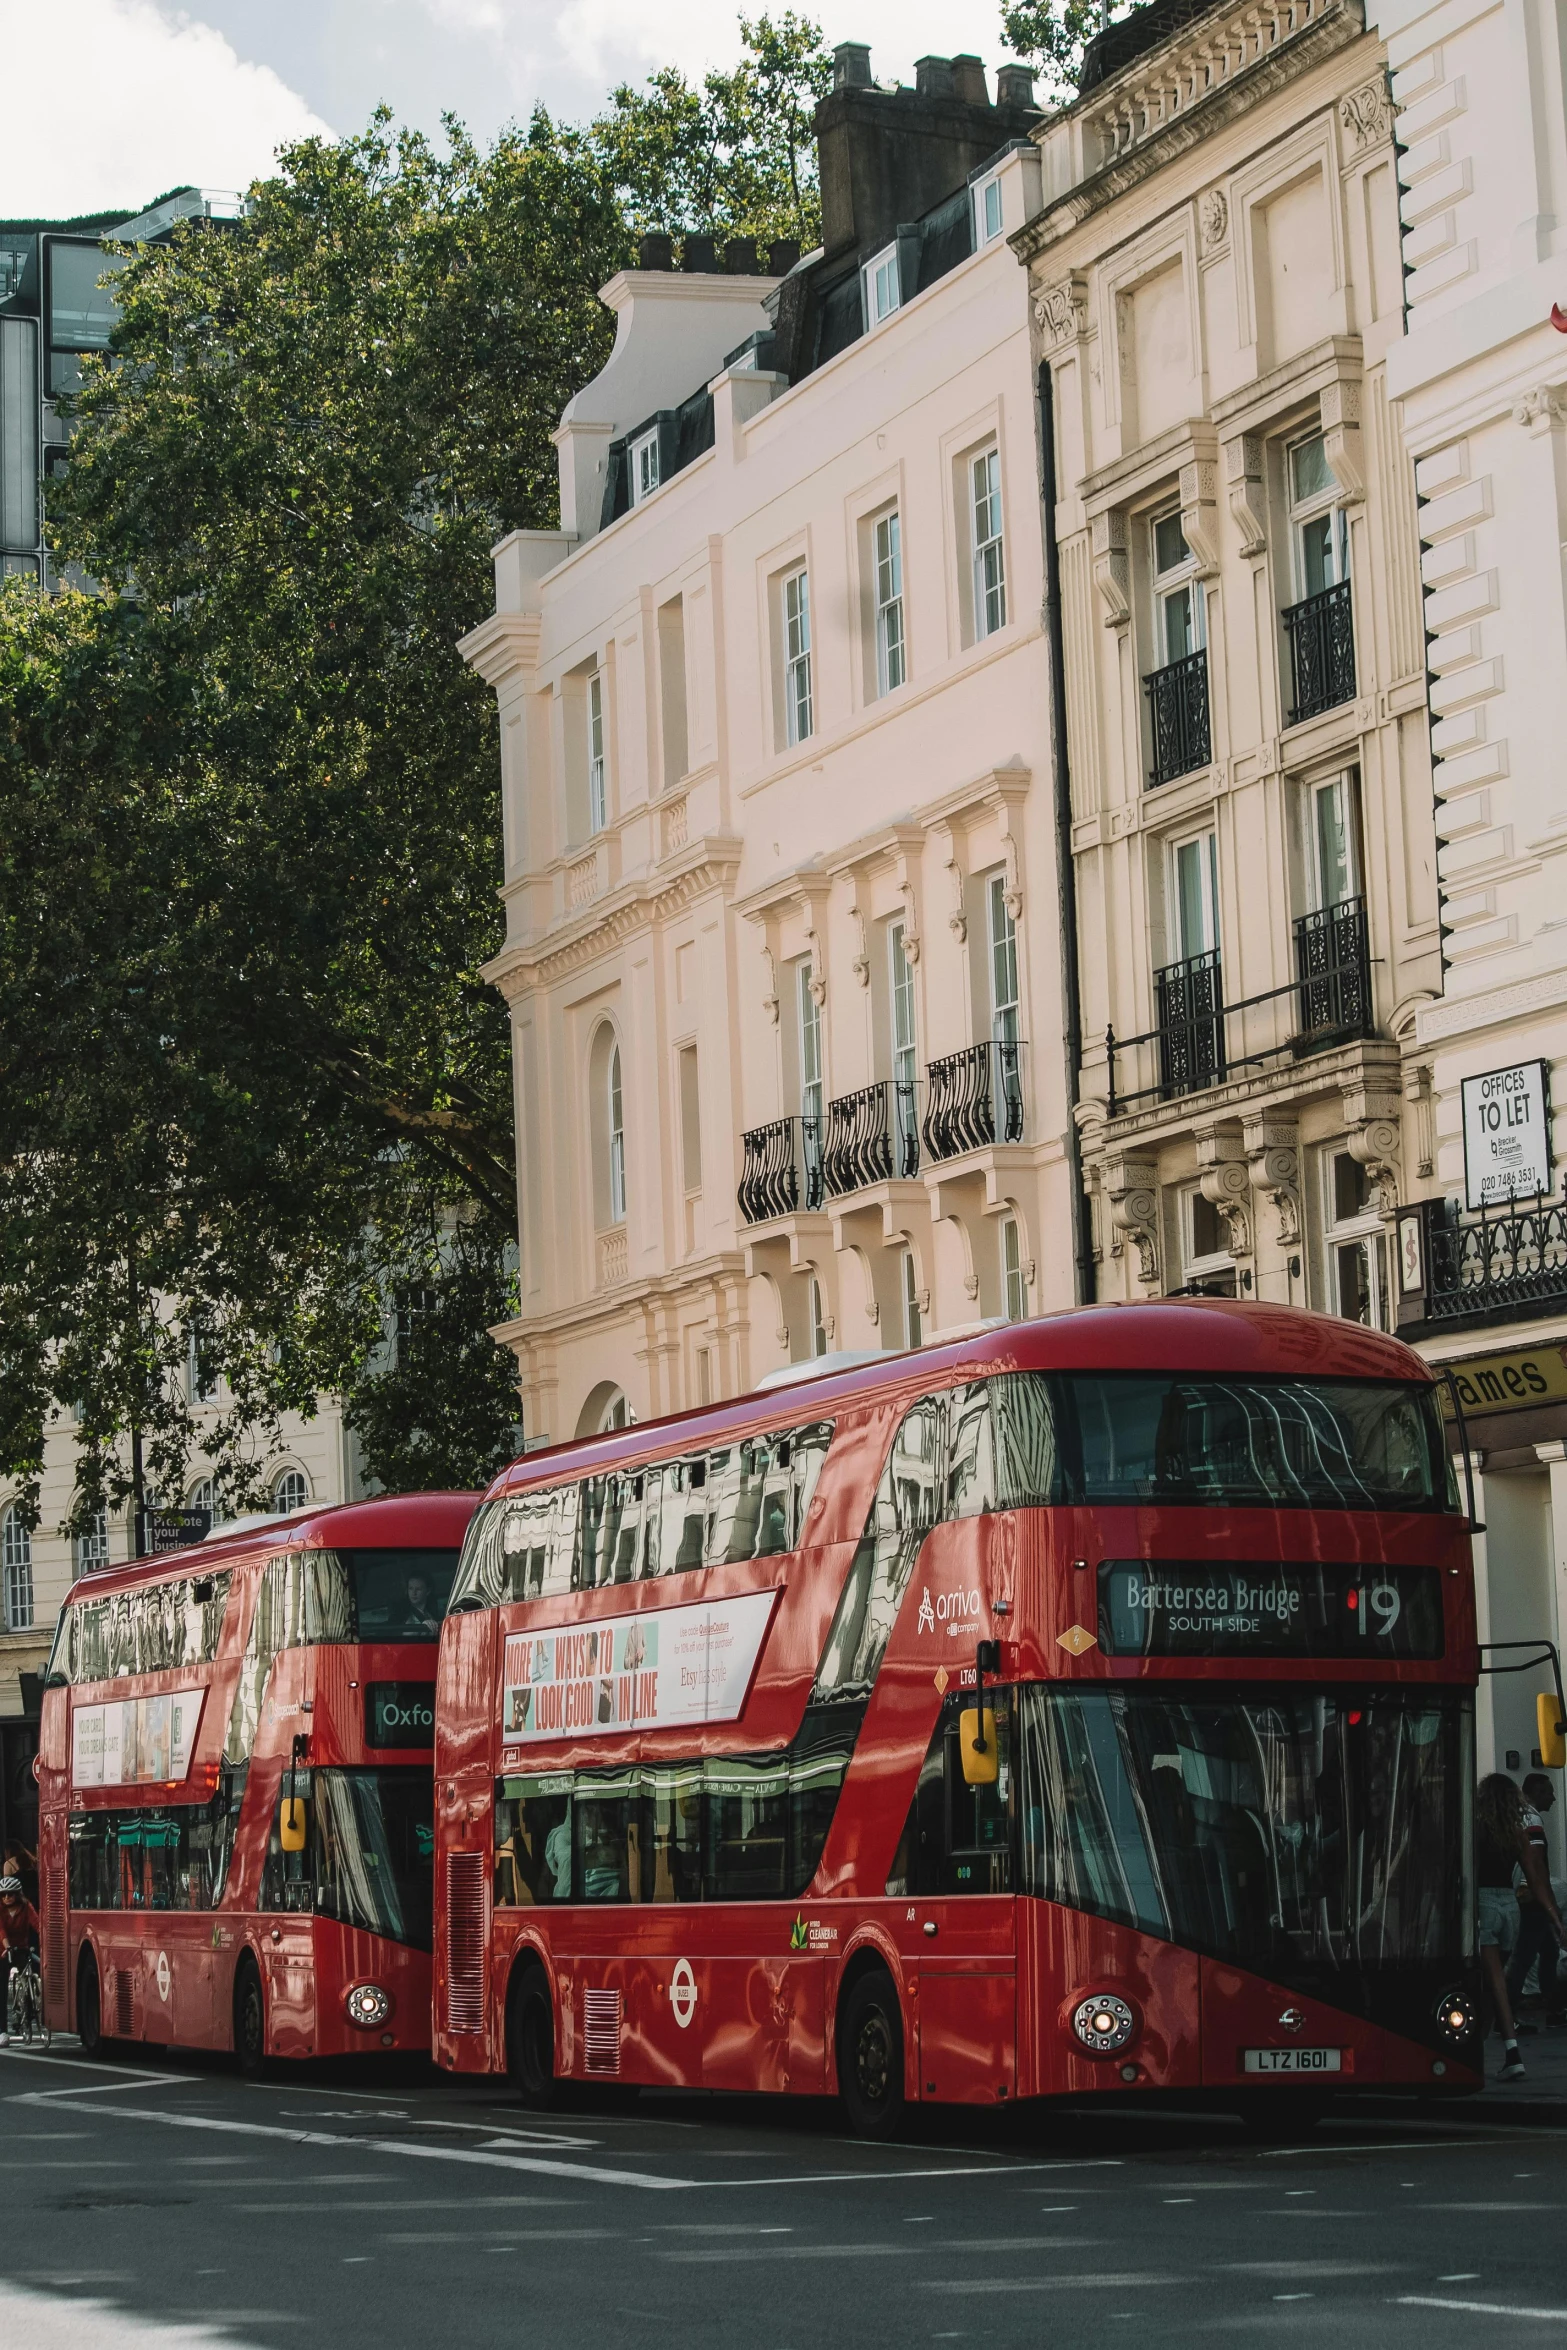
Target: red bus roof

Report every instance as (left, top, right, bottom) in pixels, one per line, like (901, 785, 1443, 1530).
(483, 1300, 1437, 1506)
(61, 1489, 480, 1608)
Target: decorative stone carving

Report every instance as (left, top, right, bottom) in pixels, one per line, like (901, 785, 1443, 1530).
(1339, 77, 1392, 152)
(1514, 384, 1567, 436)
(1243, 1113, 1301, 1248)
(1034, 274, 1088, 347)
(1198, 188, 1229, 254)
(1194, 1123, 1253, 1260)
(1342, 1073, 1402, 1216)
(1224, 432, 1266, 558)
(1102, 1156, 1161, 1288)
(1091, 508, 1130, 627)
(1320, 377, 1365, 501)
(760, 945, 779, 1026)
(1179, 458, 1221, 574)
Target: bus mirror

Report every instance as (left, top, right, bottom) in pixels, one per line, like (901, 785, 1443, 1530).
(959, 1709, 998, 1786)
(1538, 1691, 1566, 1772)
(280, 1796, 308, 1853)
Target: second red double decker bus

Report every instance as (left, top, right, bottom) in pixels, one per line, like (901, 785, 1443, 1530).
(433, 1302, 1479, 2130)
(38, 1491, 477, 2069)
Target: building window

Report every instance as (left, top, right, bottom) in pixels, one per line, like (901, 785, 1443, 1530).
(273, 1468, 309, 1514)
(2, 1506, 33, 1630)
(187, 1476, 217, 1517)
(587, 670, 607, 834)
(678, 1044, 702, 1196)
(901, 1248, 923, 1349)
(889, 920, 918, 1174)
(873, 509, 905, 696)
(809, 1276, 828, 1358)
(630, 428, 660, 507)
(988, 873, 1019, 1047)
(971, 448, 1006, 639)
(797, 962, 824, 1145)
(1170, 829, 1219, 962)
(862, 242, 901, 328)
(1180, 1187, 1237, 1297)
(1322, 1150, 1390, 1330)
(783, 567, 813, 745)
(973, 172, 1004, 246)
(1306, 771, 1359, 911)
(1288, 432, 1347, 599)
(75, 1510, 109, 1574)
(599, 1388, 632, 1433)
(1001, 1215, 1026, 1321)
(1151, 509, 1204, 664)
(608, 1043, 626, 1224)
(187, 1322, 218, 1403)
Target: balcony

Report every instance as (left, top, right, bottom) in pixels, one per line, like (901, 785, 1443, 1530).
(821, 1080, 920, 1198)
(922, 1040, 1024, 1165)
(1416, 1191, 1567, 1327)
(737, 1115, 823, 1224)
(1105, 898, 1375, 1115)
(1144, 648, 1211, 786)
(1283, 578, 1355, 725)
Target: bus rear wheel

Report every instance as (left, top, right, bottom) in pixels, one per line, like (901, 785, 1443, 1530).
(234, 1956, 268, 2080)
(838, 1968, 905, 2141)
(507, 1964, 559, 2111)
(76, 1947, 105, 2058)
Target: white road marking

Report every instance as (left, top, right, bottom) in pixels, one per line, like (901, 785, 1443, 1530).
(1397, 2297, 1567, 2321)
(0, 2053, 194, 2088)
(0, 2281, 271, 2347)
(927, 2274, 1186, 2294)
(701, 2162, 1097, 2189)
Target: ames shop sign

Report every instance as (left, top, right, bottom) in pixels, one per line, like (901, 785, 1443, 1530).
(1438, 1341, 1567, 1419)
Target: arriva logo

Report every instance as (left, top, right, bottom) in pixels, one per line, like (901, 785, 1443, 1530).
(918, 1588, 936, 1634)
(918, 1587, 983, 1637)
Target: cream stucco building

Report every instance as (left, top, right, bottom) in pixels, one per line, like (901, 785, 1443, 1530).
(463, 51, 1080, 1447)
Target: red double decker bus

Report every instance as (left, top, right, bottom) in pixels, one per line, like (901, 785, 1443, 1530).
(432, 1303, 1478, 2131)
(37, 1491, 476, 2069)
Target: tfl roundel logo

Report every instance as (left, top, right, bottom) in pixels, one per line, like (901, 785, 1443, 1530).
(668, 1958, 698, 2029)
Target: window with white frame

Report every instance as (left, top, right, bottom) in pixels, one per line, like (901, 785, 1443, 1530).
(889, 919, 917, 1172)
(2, 1505, 33, 1630)
(988, 872, 1019, 1046)
(1288, 431, 1347, 599)
(900, 1248, 923, 1349)
(75, 1509, 109, 1574)
(862, 243, 901, 328)
(808, 1275, 828, 1359)
(973, 171, 1004, 246)
(273, 1468, 310, 1514)
(608, 1042, 626, 1224)
(1151, 508, 1204, 665)
(188, 1475, 216, 1516)
(187, 1321, 218, 1403)
(1321, 1148, 1390, 1330)
(1179, 1186, 1237, 1297)
(1169, 828, 1219, 963)
(873, 509, 905, 696)
(971, 447, 1007, 639)
(783, 567, 813, 745)
(797, 961, 823, 1137)
(630, 427, 660, 507)
(587, 669, 607, 834)
(1001, 1214, 1026, 1321)
(1305, 771, 1359, 912)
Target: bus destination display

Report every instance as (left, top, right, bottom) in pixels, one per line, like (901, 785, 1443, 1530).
(1098, 1561, 1443, 1658)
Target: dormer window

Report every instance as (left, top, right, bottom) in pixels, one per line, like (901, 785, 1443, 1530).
(862, 243, 901, 330)
(630, 427, 660, 507)
(973, 172, 1004, 246)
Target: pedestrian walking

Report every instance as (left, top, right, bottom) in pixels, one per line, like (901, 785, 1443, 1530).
(1507, 1772, 1566, 2029)
(1477, 1773, 1567, 2079)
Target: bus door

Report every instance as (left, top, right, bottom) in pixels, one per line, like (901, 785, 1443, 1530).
(694, 1757, 826, 2095)
(910, 1703, 1016, 2104)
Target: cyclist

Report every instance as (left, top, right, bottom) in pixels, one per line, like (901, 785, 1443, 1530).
(0, 1872, 40, 2045)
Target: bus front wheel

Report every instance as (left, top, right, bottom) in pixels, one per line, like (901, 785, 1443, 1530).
(507, 1964, 559, 2111)
(76, 1948, 104, 2058)
(837, 1968, 906, 2141)
(233, 1956, 268, 2080)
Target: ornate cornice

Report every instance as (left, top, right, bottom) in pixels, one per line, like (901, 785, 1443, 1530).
(482, 837, 743, 999)
(457, 611, 541, 690)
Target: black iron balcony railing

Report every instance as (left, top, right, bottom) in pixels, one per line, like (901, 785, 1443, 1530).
(737, 1114, 824, 1224)
(1283, 578, 1355, 724)
(922, 1039, 1024, 1164)
(820, 1079, 919, 1198)
(1419, 1189, 1567, 1324)
(1144, 648, 1211, 786)
(1105, 897, 1375, 1116)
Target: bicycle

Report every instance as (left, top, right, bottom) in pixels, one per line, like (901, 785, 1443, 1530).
(6, 1949, 49, 2048)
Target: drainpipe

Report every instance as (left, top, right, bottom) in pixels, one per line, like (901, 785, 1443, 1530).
(1036, 356, 1095, 1305)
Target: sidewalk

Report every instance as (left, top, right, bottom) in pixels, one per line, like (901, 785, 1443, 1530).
(1476, 2014, 1567, 2117)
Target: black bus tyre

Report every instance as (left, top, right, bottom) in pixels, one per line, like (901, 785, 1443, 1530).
(838, 1968, 906, 2141)
(507, 1964, 559, 2111)
(76, 1947, 105, 2058)
(233, 1955, 268, 2080)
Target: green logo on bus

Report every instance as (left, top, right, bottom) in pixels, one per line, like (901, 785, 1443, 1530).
(790, 1913, 808, 1951)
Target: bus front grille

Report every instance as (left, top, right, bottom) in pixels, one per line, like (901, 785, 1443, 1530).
(583, 1987, 622, 2076)
(446, 1849, 486, 2033)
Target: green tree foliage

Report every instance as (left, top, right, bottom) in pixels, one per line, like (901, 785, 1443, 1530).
(999, 0, 1134, 101)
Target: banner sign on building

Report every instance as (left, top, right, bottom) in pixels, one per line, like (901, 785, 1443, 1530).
(500, 1590, 777, 1747)
(71, 1689, 205, 1786)
(1462, 1060, 1552, 1206)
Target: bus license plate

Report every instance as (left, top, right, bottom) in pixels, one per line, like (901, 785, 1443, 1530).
(1244, 2047, 1342, 2074)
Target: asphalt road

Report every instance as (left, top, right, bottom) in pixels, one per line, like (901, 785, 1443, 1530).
(2, 2042, 1566, 2347)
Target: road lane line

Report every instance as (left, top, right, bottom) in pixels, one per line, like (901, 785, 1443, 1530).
(1397, 2297, 1567, 2320)
(0, 2052, 195, 2087)
(927, 2273, 1187, 2293)
(700, 2162, 1093, 2188)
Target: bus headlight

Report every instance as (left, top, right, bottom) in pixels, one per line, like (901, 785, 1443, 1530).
(346, 1982, 392, 2030)
(1070, 1992, 1136, 2055)
(1435, 1989, 1475, 2042)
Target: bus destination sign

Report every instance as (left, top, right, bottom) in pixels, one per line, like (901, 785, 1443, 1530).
(365, 1681, 435, 1747)
(501, 1589, 777, 1747)
(1097, 1561, 1443, 1659)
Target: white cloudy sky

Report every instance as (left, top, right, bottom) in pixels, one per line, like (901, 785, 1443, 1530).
(4, 0, 1009, 218)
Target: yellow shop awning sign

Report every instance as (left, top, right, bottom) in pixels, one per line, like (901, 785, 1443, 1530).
(1439, 1343, 1567, 1417)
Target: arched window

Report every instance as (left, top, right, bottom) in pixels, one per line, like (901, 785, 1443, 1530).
(2, 1506, 33, 1631)
(577, 1382, 634, 1437)
(75, 1510, 109, 1574)
(608, 1044, 626, 1224)
(272, 1468, 309, 1514)
(589, 1022, 628, 1232)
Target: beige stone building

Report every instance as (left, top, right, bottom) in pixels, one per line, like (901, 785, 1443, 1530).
(1020, 0, 1439, 1329)
(463, 51, 1081, 1446)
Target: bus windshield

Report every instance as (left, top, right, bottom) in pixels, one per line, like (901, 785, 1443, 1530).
(334, 1551, 458, 1643)
(1020, 1686, 1470, 1976)
(310, 1767, 434, 1950)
